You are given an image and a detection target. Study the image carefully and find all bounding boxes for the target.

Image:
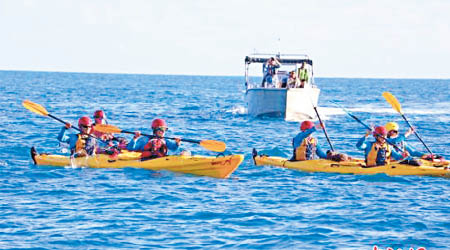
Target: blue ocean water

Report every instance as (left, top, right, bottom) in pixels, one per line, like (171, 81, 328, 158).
(0, 70, 449, 249)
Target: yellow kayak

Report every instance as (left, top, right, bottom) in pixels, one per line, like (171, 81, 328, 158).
(31, 147, 243, 179)
(252, 150, 450, 178)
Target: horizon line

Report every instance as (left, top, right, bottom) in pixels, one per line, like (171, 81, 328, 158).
(1, 68, 449, 80)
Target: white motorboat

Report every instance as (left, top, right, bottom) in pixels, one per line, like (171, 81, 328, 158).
(245, 53, 320, 120)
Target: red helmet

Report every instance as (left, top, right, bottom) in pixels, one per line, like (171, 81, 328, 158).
(151, 118, 168, 130)
(93, 110, 105, 119)
(78, 116, 92, 128)
(373, 126, 387, 137)
(300, 121, 314, 131)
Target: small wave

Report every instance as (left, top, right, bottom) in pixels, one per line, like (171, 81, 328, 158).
(319, 106, 450, 116)
(64, 165, 83, 169)
(436, 116, 450, 123)
(227, 105, 247, 115)
(312, 107, 346, 120)
(0, 160, 8, 167)
(352, 107, 449, 115)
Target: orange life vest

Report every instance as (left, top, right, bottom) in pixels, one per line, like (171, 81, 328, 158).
(73, 134, 96, 156)
(142, 138, 168, 159)
(366, 142, 391, 166)
(75, 134, 88, 152)
(294, 137, 317, 161)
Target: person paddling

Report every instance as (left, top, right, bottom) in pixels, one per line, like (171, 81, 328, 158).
(92, 110, 114, 140)
(291, 121, 349, 162)
(356, 126, 409, 167)
(127, 118, 181, 160)
(291, 121, 328, 161)
(57, 116, 97, 157)
(91, 109, 129, 151)
(91, 109, 129, 154)
(385, 122, 443, 161)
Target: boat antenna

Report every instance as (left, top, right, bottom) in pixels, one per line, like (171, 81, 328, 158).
(277, 38, 281, 58)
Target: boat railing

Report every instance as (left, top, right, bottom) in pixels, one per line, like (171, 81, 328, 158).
(246, 82, 318, 90)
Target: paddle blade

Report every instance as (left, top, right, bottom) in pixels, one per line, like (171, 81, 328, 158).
(94, 124, 123, 134)
(22, 100, 49, 116)
(199, 140, 226, 152)
(382, 92, 403, 114)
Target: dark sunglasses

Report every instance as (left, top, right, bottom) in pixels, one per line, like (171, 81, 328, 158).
(81, 125, 91, 129)
(154, 126, 168, 132)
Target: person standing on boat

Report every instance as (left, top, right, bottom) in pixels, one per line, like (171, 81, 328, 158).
(356, 126, 407, 167)
(385, 122, 443, 160)
(291, 121, 328, 161)
(127, 118, 181, 160)
(57, 116, 97, 157)
(261, 57, 281, 87)
(298, 62, 309, 88)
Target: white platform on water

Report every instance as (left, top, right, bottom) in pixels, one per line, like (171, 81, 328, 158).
(244, 53, 320, 121)
(246, 86, 320, 120)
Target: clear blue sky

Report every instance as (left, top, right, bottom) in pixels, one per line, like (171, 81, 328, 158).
(1, 0, 450, 78)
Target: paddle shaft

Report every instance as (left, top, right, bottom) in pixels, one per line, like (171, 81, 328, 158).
(312, 106, 335, 151)
(337, 106, 406, 153)
(93, 124, 225, 152)
(120, 130, 200, 144)
(400, 113, 433, 155)
(48, 114, 69, 126)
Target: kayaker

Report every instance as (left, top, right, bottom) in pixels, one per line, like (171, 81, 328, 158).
(91, 110, 128, 155)
(385, 122, 443, 161)
(127, 118, 181, 160)
(92, 110, 114, 141)
(356, 126, 408, 167)
(57, 116, 97, 157)
(385, 122, 423, 157)
(291, 121, 328, 161)
(92, 109, 128, 147)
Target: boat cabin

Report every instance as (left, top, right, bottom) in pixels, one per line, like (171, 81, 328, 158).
(245, 53, 315, 89)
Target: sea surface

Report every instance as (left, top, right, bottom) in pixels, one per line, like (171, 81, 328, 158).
(0, 70, 449, 250)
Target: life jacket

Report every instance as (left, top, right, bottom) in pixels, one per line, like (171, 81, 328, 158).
(298, 68, 308, 81)
(294, 137, 317, 161)
(73, 134, 95, 156)
(142, 138, 168, 159)
(366, 142, 391, 166)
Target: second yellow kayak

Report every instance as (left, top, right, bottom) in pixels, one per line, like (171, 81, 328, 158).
(253, 150, 449, 178)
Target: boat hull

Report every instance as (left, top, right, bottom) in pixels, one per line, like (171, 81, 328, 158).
(31, 148, 243, 179)
(246, 87, 320, 120)
(253, 154, 450, 178)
